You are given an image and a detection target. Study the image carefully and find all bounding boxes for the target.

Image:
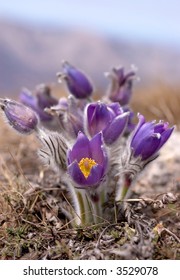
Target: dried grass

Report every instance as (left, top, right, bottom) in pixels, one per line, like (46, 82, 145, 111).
(131, 84, 180, 128)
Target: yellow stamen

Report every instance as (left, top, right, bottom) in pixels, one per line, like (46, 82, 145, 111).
(78, 157, 97, 179)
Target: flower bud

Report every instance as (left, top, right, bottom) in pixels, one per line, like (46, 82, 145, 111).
(20, 84, 58, 122)
(0, 98, 38, 134)
(106, 66, 135, 105)
(130, 113, 174, 161)
(57, 61, 93, 99)
(85, 101, 129, 145)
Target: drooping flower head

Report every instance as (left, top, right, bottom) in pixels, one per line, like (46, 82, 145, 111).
(20, 84, 58, 121)
(0, 98, 38, 134)
(130, 113, 174, 161)
(57, 61, 93, 99)
(67, 132, 108, 187)
(106, 66, 136, 105)
(85, 101, 129, 145)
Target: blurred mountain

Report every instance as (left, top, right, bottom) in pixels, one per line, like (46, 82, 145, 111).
(0, 20, 180, 96)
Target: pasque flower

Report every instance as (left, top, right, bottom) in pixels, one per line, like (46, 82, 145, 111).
(20, 84, 58, 121)
(106, 66, 135, 105)
(0, 61, 175, 226)
(85, 101, 129, 145)
(67, 132, 108, 187)
(131, 114, 174, 161)
(48, 96, 85, 138)
(115, 114, 174, 202)
(57, 61, 93, 99)
(0, 98, 38, 134)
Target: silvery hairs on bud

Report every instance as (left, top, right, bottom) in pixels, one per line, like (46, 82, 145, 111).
(119, 146, 158, 180)
(118, 148, 143, 181)
(37, 128, 69, 174)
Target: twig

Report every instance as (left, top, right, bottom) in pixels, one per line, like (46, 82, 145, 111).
(96, 223, 117, 248)
(162, 228, 180, 243)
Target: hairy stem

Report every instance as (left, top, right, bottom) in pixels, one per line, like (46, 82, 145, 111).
(115, 173, 133, 202)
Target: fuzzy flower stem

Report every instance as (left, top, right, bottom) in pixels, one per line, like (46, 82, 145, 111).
(100, 188, 106, 207)
(65, 182, 82, 226)
(115, 174, 132, 202)
(97, 188, 108, 223)
(87, 188, 107, 224)
(76, 191, 86, 225)
(73, 188, 102, 225)
(75, 190, 95, 225)
(94, 201, 103, 224)
(75, 188, 108, 225)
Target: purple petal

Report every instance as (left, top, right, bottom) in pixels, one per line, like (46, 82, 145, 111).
(36, 85, 58, 109)
(90, 133, 107, 165)
(68, 113, 84, 136)
(154, 123, 167, 133)
(113, 67, 135, 86)
(158, 126, 175, 150)
(68, 161, 88, 186)
(103, 112, 129, 145)
(68, 161, 104, 187)
(85, 164, 104, 186)
(113, 67, 124, 84)
(20, 88, 53, 122)
(87, 102, 114, 136)
(109, 102, 123, 115)
(123, 71, 136, 83)
(67, 132, 91, 164)
(134, 133, 161, 160)
(131, 114, 154, 148)
(20, 89, 37, 109)
(62, 61, 93, 99)
(162, 122, 170, 130)
(131, 122, 155, 150)
(131, 113, 146, 137)
(86, 103, 96, 125)
(117, 82, 132, 105)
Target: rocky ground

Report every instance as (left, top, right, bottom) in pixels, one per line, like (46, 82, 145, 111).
(0, 119, 179, 260)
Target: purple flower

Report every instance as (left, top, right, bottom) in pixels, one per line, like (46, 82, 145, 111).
(130, 114, 174, 161)
(49, 96, 85, 138)
(0, 98, 38, 134)
(57, 61, 93, 99)
(67, 132, 108, 187)
(85, 101, 129, 145)
(20, 85, 58, 121)
(106, 67, 135, 105)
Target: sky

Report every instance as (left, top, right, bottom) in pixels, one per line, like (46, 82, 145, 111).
(0, 0, 180, 46)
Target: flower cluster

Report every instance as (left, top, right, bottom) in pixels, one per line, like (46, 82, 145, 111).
(0, 62, 174, 226)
